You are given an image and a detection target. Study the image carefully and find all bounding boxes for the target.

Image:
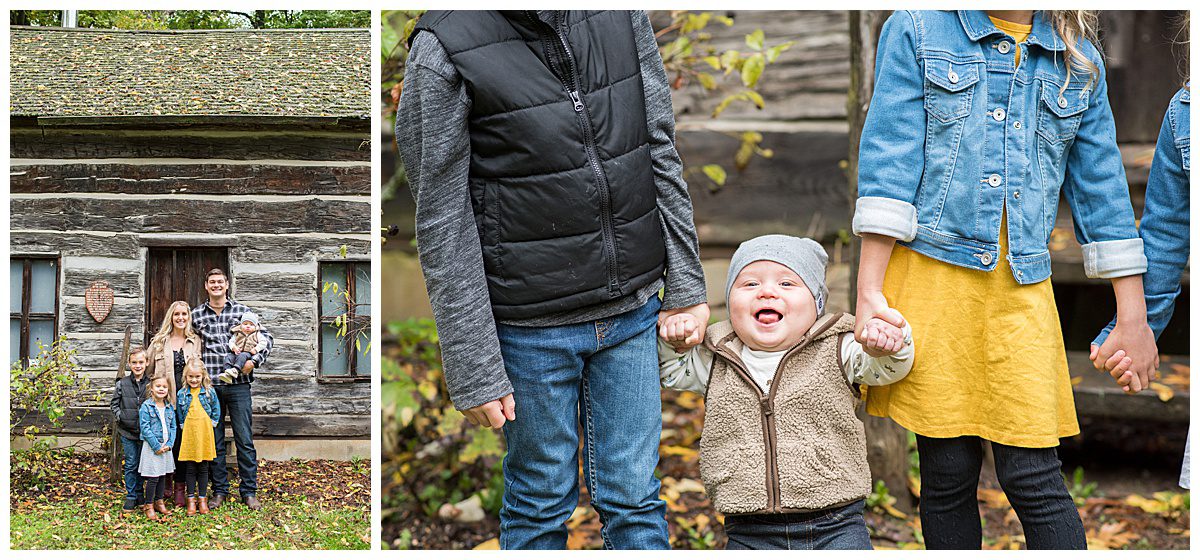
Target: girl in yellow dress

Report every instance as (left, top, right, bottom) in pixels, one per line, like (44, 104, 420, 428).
(853, 10, 1157, 549)
(176, 358, 220, 515)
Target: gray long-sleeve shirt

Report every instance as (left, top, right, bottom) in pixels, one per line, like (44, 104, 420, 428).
(397, 10, 706, 410)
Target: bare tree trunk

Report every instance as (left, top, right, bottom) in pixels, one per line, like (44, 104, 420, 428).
(847, 9, 914, 515)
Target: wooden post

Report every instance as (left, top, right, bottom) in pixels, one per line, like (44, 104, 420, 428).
(847, 10, 914, 514)
(108, 326, 132, 484)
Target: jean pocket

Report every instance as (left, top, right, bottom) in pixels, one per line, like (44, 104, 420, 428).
(1036, 80, 1088, 145)
(923, 58, 979, 123)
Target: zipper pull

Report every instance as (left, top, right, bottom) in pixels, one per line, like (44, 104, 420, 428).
(761, 396, 773, 416)
(569, 90, 584, 113)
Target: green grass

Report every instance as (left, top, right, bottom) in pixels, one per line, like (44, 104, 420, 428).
(11, 497, 369, 550)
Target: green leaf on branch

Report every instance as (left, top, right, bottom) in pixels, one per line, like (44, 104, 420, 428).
(745, 29, 764, 51)
(741, 53, 765, 88)
(719, 49, 740, 76)
(766, 41, 794, 63)
(702, 56, 721, 70)
(697, 72, 717, 91)
(744, 89, 765, 109)
(701, 164, 727, 187)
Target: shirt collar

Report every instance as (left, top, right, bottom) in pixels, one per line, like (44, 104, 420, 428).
(957, 10, 1065, 52)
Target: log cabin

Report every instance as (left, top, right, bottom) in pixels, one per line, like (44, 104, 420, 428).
(9, 25, 373, 460)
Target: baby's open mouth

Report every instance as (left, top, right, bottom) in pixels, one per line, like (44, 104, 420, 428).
(755, 308, 783, 325)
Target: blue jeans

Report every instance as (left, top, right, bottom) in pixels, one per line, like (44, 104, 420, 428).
(724, 500, 873, 550)
(223, 351, 254, 372)
(211, 382, 258, 496)
(120, 436, 145, 506)
(496, 297, 668, 550)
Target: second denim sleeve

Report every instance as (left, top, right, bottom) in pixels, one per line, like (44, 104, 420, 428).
(1062, 61, 1147, 279)
(1093, 102, 1189, 346)
(853, 12, 923, 242)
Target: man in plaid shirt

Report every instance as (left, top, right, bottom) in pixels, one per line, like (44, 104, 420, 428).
(191, 268, 273, 510)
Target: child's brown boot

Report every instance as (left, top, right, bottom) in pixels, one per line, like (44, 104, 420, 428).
(154, 499, 169, 515)
(187, 497, 198, 516)
(143, 503, 158, 521)
(198, 497, 210, 514)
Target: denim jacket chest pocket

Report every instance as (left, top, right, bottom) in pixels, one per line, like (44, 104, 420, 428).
(1035, 77, 1089, 146)
(923, 57, 981, 123)
(1177, 135, 1190, 172)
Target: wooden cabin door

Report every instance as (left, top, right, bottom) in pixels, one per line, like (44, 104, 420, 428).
(145, 248, 229, 345)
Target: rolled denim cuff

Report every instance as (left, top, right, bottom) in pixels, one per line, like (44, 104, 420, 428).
(1082, 238, 1148, 278)
(852, 196, 918, 242)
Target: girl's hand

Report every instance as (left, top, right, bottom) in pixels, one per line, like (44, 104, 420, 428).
(1092, 320, 1158, 393)
(855, 291, 906, 345)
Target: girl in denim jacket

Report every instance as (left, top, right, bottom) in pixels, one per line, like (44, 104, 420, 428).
(138, 376, 177, 521)
(1092, 85, 1190, 489)
(852, 10, 1157, 549)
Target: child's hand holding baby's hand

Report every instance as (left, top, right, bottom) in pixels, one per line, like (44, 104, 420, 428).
(862, 317, 905, 357)
(659, 312, 703, 353)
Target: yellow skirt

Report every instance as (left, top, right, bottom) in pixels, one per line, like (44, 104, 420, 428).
(865, 224, 1079, 448)
(178, 388, 217, 462)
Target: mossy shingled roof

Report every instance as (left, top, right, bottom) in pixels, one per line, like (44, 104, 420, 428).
(9, 26, 370, 118)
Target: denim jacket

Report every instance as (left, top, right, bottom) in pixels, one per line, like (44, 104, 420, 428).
(138, 399, 177, 451)
(1094, 86, 1190, 346)
(176, 386, 220, 428)
(854, 10, 1147, 284)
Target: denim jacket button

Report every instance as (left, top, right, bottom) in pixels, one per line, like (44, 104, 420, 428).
(1017, 270, 1024, 280)
(980, 253, 993, 266)
(988, 173, 1003, 187)
(997, 41, 1012, 55)
(1014, 120, 1022, 129)
(1014, 190, 1021, 199)
(992, 107, 1006, 121)
(948, 69, 959, 84)
(1057, 96, 1069, 108)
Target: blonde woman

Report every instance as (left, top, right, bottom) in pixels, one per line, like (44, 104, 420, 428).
(853, 10, 1156, 549)
(144, 300, 202, 507)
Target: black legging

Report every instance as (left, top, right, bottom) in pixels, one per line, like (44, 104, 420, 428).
(917, 435, 1086, 550)
(143, 475, 167, 502)
(182, 461, 211, 498)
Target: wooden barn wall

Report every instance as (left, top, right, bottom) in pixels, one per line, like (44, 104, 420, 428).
(10, 122, 372, 454)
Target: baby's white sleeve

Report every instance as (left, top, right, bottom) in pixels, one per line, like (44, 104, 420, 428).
(840, 323, 915, 387)
(658, 338, 714, 394)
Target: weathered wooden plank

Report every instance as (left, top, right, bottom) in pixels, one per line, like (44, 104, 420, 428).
(62, 268, 142, 299)
(11, 162, 371, 196)
(11, 198, 371, 235)
(61, 298, 145, 335)
(252, 376, 372, 415)
(16, 408, 370, 438)
(10, 232, 143, 259)
(657, 10, 852, 122)
(232, 237, 371, 263)
(251, 305, 318, 341)
(66, 338, 130, 370)
(230, 272, 317, 303)
(1068, 352, 1190, 423)
(10, 128, 370, 161)
(682, 128, 851, 246)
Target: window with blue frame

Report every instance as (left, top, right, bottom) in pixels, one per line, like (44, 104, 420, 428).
(11, 257, 59, 367)
(318, 261, 371, 380)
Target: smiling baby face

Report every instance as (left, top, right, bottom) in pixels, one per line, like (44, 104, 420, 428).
(727, 260, 818, 352)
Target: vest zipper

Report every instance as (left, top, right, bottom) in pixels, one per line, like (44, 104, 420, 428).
(544, 13, 621, 296)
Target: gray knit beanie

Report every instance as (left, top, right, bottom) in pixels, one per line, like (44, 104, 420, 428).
(725, 235, 829, 316)
(239, 311, 261, 328)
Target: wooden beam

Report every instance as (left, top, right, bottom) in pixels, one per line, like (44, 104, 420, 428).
(10, 162, 370, 196)
(11, 198, 371, 235)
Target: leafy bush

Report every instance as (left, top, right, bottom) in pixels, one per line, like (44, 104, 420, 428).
(10, 336, 88, 488)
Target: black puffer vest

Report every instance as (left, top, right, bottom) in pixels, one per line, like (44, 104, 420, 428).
(413, 10, 666, 320)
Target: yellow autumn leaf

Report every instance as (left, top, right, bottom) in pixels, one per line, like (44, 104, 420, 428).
(660, 445, 699, 461)
(473, 538, 500, 550)
(1149, 382, 1174, 402)
(977, 488, 1010, 508)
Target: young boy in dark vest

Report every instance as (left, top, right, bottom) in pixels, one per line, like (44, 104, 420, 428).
(659, 235, 915, 549)
(398, 10, 708, 550)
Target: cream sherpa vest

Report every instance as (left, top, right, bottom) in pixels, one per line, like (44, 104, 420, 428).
(699, 313, 872, 514)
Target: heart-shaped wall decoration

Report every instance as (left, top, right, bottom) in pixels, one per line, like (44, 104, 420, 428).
(85, 280, 114, 323)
